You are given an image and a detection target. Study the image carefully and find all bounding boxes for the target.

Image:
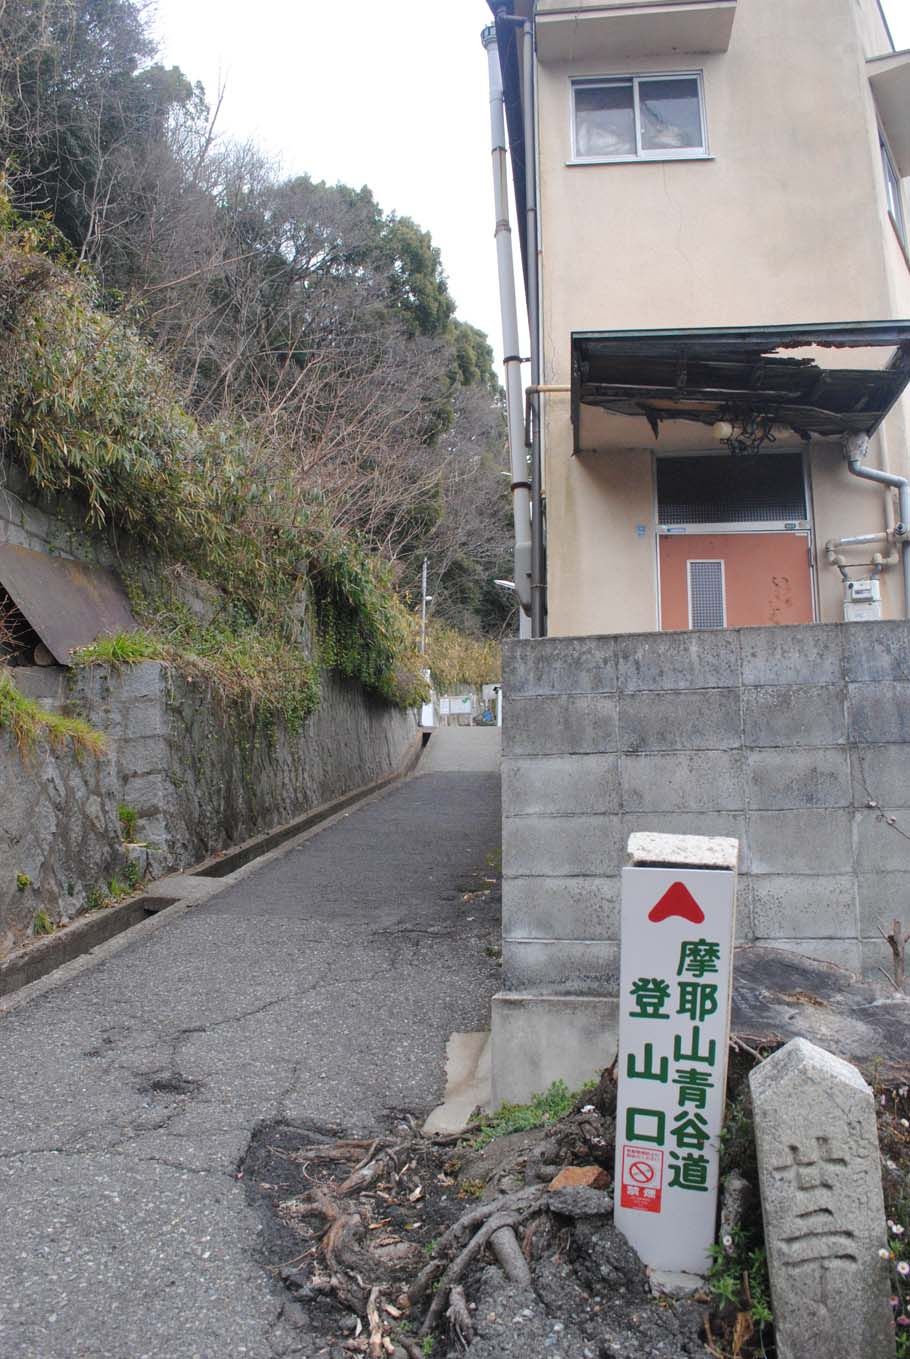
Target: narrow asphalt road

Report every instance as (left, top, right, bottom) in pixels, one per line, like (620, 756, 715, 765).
(0, 728, 501, 1359)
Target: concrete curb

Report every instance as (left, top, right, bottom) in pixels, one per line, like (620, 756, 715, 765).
(0, 732, 426, 1010)
(423, 1030, 492, 1135)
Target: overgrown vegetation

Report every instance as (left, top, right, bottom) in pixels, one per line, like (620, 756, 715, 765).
(0, 208, 501, 714)
(0, 0, 514, 729)
(0, 669, 104, 755)
(423, 620, 501, 693)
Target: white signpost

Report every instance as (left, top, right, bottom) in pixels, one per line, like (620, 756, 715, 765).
(419, 668, 435, 729)
(614, 833, 739, 1281)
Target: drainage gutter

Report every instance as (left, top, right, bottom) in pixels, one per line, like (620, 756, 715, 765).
(0, 733, 425, 1004)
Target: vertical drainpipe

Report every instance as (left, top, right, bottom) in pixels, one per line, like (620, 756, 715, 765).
(845, 433, 910, 618)
(522, 18, 546, 638)
(482, 22, 533, 629)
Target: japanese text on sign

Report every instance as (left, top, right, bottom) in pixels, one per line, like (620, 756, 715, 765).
(614, 860, 736, 1276)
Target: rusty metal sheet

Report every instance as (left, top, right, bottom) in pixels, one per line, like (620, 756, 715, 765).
(0, 543, 137, 666)
(571, 323, 910, 450)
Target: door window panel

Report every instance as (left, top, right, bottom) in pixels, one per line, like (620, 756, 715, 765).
(688, 560, 726, 630)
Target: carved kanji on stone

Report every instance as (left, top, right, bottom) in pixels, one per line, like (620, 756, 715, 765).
(750, 1039, 895, 1359)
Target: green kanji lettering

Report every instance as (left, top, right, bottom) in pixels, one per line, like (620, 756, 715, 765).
(677, 939, 721, 978)
(629, 978, 671, 1020)
(627, 1043, 669, 1083)
(671, 1110, 710, 1150)
(625, 1108, 666, 1146)
(673, 1067, 715, 1110)
(677, 981, 718, 1022)
(668, 1151, 710, 1192)
(673, 1025, 717, 1067)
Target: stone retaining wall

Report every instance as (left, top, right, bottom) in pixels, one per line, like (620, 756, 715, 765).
(0, 459, 114, 566)
(494, 622, 910, 1102)
(1, 662, 416, 955)
(0, 467, 417, 955)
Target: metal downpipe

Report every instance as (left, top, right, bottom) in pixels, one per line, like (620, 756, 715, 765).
(482, 23, 532, 621)
(522, 19, 545, 638)
(845, 444, 910, 618)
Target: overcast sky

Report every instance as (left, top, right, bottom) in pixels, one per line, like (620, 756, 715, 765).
(152, 0, 910, 364)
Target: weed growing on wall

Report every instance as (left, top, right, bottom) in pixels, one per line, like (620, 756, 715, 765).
(73, 633, 165, 666)
(0, 671, 104, 755)
(117, 803, 138, 841)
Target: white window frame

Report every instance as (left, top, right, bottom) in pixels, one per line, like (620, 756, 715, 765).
(880, 128, 908, 255)
(687, 559, 727, 631)
(570, 71, 709, 165)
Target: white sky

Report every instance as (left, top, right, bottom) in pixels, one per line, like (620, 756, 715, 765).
(152, 0, 910, 364)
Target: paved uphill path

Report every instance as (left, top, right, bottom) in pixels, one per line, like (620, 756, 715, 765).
(0, 728, 501, 1359)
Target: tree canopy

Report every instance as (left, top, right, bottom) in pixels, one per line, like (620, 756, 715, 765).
(0, 0, 515, 639)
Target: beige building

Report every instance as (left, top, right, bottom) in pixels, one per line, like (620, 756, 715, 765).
(487, 0, 910, 639)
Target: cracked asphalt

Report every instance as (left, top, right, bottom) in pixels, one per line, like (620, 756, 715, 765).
(0, 728, 501, 1358)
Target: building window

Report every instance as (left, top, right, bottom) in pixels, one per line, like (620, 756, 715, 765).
(572, 73, 707, 163)
(881, 133, 907, 253)
(657, 453, 808, 528)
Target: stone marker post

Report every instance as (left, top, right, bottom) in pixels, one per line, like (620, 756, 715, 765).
(614, 831, 739, 1280)
(750, 1038, 895, 1359)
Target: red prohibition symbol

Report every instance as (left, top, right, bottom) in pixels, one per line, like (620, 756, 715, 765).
(628, 1160, 655, 1184)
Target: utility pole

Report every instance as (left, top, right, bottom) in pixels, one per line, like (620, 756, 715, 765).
(419, 557, 428, 655)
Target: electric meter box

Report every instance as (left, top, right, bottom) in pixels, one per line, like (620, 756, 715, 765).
(843, 577, 883, 622)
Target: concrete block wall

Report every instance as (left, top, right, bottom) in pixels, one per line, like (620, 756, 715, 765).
(503, 623, 910, 982)
(502, 622, 910, 989)
(494, 622, 910, 1101)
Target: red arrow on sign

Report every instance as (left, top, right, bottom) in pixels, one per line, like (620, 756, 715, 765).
(647, 881, 705, 925)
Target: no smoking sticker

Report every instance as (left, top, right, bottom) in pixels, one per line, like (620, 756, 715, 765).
(620, 1144, 663, 1213)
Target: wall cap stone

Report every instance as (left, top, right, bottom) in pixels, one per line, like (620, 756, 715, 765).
(627, 831, 739, 870)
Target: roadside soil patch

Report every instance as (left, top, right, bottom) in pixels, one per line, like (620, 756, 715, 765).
(242, 1047, 910, 1359)
(241, 1075, 708, 1359)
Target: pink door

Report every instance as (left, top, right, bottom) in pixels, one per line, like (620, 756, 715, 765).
(659, 533, 814, 630)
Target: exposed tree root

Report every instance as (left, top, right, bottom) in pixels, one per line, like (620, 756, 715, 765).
(270, 1074, 618, 1353)
(418, 1210, 520, 1338)
(446, 1284, 474, 1347)
(406, 1184, 546, 1304)
(489, 1223, 532, 1286)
